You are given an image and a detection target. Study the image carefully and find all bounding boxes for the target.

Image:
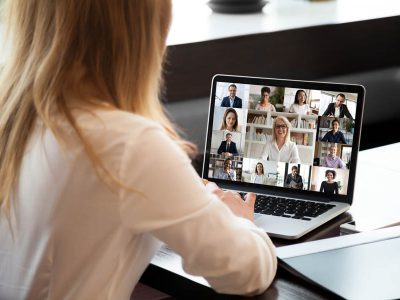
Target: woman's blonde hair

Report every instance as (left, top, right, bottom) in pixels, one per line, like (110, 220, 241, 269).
(0, 0, 196, 215)
(272, 116, 291, 143)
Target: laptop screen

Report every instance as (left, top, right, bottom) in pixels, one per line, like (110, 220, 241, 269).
(203, 75, 365, 203)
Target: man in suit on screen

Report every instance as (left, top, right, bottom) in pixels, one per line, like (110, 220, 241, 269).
(217, 133, 239, 157)
(323, 93, 353, 119)
(221, 84, 242, 108)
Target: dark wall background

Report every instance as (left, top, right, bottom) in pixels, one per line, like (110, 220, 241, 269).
(163, 16, 400, 151)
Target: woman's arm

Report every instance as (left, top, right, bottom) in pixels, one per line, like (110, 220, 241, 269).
(339, 132, 347, 144)
(290, 143, 301, 163)
(306, 104, 311, 114)
(119, 126, 277, 295)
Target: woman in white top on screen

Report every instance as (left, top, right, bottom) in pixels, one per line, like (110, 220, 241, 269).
(262, 116, 300, 163)
(288, 89, 311, 115)
(255, 86, 276, 112)
(220, 107, 240, 132)
(250, 162, 268, 184)
(0, 1, 276, 299)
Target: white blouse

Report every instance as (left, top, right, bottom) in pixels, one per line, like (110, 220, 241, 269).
(251, 174, 268, 185)
(289, 103, 310, 115)
(0, 109, 276, 299)
(262, 140, 300, 163)
(255, 103, 276, 112)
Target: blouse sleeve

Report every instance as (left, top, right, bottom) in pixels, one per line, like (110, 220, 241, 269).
(118, 126, 277, 295)
(261, 142, 271, 161)
(334, 182, 339, 194)
(340, 132, 347, 144)
(290, 143, 301, 163)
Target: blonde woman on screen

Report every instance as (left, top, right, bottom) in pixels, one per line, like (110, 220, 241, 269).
(262, 116, 300, 163)
(0, 1, 276, 299)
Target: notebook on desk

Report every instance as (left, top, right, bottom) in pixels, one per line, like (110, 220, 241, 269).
(276, 225, 400, 300)
(202, 75, 365, 239)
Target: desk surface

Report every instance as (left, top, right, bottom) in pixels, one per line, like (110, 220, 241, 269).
(140, 142, 400, 299)
(168, 0, 400, 45)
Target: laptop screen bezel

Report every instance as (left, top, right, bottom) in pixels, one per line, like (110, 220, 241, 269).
(202, 74, 365, 205)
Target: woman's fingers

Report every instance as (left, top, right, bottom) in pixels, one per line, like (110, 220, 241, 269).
(244, 192, 256, 208)
(203, 181, 255, 221)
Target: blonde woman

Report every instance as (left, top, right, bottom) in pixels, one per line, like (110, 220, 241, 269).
(262, 116, 300, 163)
(0, 1, 276, 298)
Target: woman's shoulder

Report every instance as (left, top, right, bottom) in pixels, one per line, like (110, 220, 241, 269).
(265, 139, 274, 146)
(66, 109, 169, 156)
(76, 109, 162, 136)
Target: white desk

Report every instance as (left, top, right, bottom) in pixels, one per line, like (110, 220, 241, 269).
(148, 143, 400, 295)
(350, 142, 400, 230)
(168, 0, 400, 45)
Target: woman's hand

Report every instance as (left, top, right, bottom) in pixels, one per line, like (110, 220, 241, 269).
(205, 181, 256, 222)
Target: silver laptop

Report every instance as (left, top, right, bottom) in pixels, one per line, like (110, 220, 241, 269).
(202, 75, 365, 239)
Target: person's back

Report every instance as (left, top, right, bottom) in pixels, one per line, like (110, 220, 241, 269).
(1, 109, 277, 298)
(0, 0, 276, 298)
(0, 111, 162, 299)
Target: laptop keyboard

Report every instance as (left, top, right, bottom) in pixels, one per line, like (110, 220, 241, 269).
(247, 194, 336, 221)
